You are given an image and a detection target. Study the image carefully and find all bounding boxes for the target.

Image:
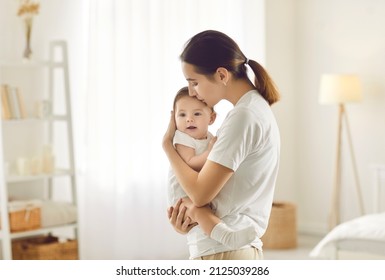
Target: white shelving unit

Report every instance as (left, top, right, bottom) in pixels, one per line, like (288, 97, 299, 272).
(0, 41, 78, 259)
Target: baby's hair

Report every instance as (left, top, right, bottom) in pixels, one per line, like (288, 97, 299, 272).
(173, 86, 214, 112)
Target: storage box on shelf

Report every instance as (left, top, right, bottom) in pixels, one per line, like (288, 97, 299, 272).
(12, 234, 78, 260)
(0, 200, 41, 232)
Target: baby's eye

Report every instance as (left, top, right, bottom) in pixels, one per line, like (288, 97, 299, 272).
(178, 113, 186, 117)
(194, 112, 202, 116)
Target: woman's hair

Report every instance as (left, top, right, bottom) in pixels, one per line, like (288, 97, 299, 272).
(173, 86, 214, 112)
(180, 30, 280, 105)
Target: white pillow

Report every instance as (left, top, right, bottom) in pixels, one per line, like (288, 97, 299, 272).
(41, 201, 77, 227)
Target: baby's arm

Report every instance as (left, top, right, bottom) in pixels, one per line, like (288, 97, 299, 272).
(175, 136, 216, 171)
(175, 144, 208, 171)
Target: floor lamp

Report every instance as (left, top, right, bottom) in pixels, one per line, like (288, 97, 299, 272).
(319, 74, 365, 229)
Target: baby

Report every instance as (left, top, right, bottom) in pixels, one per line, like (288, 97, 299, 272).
(167, 87, 256, 249)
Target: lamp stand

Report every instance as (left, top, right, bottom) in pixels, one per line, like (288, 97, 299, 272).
(329, 104, 365, 229)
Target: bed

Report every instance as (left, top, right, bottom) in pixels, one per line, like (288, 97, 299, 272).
(310, 165, 385, 259)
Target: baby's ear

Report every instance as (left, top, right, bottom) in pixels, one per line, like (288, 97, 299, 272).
(209, 111, 217, 125)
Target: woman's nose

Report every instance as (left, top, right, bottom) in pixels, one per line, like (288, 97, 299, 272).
(188, 85, 196, 97)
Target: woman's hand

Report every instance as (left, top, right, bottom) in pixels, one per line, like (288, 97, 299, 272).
(167, 198, 197, 235)
(162, 111, 176, 150)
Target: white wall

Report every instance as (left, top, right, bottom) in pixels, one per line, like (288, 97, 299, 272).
(265, 0, 298, 205)
(267, 0, 385, 234)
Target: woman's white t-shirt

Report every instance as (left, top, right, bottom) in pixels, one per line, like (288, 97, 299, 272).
(186, 90, 280, 259)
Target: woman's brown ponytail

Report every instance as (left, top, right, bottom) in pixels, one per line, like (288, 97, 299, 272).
(247, 59, 280, 105)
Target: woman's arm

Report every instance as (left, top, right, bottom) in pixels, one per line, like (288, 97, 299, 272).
(163, 113, 233, 207)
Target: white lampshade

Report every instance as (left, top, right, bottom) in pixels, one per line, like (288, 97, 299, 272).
(319, 74, 362, 104)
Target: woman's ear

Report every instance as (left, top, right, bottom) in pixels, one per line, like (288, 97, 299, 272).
(216, 67, 229, 86)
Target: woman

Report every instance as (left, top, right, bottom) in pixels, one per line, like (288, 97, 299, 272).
(163, 30, 280, 260)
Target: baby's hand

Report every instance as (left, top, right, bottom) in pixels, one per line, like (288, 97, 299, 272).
(207, 136, 217, 152)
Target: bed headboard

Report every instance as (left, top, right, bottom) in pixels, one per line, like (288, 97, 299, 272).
(371, 164, 385, 213)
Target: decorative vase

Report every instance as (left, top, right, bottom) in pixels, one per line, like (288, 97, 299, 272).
(23, 17, 33, 60)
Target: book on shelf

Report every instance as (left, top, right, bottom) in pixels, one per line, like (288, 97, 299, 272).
(0, 84, 28, 120)
(1, 84, 11, 120)
(7, 86, 21, 119)
(15, 87, 27, 118)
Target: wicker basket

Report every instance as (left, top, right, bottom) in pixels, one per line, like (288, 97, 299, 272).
(261, 201, 297, 249)
(12, 235, 78, 260)
(0, 200, 41, 232)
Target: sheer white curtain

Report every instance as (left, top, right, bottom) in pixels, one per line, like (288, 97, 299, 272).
(78, 0, 265, 259)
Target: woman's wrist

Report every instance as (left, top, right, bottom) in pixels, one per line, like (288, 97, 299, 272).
(162, 137, 174, 152)
(163, 110, 176, 151)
